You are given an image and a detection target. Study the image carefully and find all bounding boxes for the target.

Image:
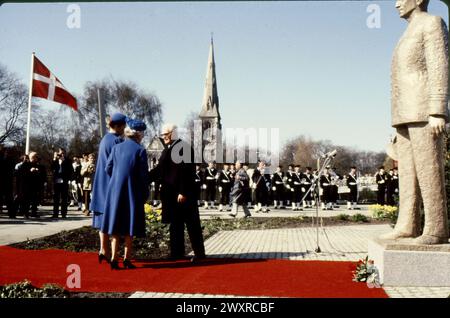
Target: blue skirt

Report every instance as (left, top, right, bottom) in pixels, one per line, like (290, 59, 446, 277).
(92, 211, 104, 230)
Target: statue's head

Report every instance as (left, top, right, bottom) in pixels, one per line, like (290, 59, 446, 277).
(395, 0, 429, 19)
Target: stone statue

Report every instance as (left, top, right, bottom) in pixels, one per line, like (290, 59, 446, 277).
(381, 0, 449, 244)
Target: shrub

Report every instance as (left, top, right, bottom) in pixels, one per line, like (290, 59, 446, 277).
(336, 214, 350, 221)
(351, 213, 368, 223)
(0, 280, 68, 298)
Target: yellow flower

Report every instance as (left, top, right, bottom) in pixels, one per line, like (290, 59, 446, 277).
(144, 203, 153, 214)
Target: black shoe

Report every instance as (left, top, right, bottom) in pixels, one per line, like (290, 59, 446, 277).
(51, 214, 58, 219)
(110, 259, 120, 270)
(98, 253, 110, 264)
(61, 215, 67, 219)
(123, 259, 136, 269)
(243, 214, 252, 218)
(228, 213, 236, 218)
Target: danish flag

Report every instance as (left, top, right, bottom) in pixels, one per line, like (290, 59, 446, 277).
(31, 55, 78, 111)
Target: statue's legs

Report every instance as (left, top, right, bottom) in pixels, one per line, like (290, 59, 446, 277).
(408, 123, 449, 243)
(381, 125, 422, 240)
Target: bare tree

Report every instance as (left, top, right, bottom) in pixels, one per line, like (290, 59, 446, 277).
(77, 79, 163, 146)
(0, 64, 28, 145)
(280, 134, 386, 174)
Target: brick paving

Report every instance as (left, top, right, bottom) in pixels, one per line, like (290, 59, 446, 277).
(131, 224, 450, 298)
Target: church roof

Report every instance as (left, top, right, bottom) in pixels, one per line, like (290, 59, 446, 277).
(199, 36, 221, 120)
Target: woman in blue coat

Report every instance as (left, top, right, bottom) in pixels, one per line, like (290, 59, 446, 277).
(89, 113, 126, 264)
(101, 119, 149, 269)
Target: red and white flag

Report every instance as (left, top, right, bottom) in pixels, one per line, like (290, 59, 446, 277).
(32, 55, 78, 111)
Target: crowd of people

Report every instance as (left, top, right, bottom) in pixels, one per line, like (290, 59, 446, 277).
(149, 161, 401, 214)
(0, 146, 97, 219)
(0, 146, 400, 222)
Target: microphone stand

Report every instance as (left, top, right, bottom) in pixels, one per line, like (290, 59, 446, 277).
(298, 154, 335, 253)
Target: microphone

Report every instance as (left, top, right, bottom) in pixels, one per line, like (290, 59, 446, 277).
(325, 149, 337, 158)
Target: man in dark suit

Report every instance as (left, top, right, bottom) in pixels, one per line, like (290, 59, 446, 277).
(150, 124, 206, 261)
(51, 148, 73, 218)
(28, 152, 47, 218)
(0, 146, 15, 218)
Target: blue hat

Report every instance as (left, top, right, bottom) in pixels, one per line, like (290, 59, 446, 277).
(126, 118, 147, 132)
(110, 113, 126, 124)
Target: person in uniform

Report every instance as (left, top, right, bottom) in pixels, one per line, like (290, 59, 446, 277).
(329, 167, 341, 209)
(149, 123, 206, 261)
(302, 167, 314, 208)
(320, 167, 333, 210)
(229, 163, 236, 179)
(291, 165, 303, 211)
(271, 165, 285, 209)
(252, 161, 271, 213)
(102, 118, 150, 269)
(90, 113, 126, 264)
(203, 161, 218, 209)
(285, 164, 294, 206)
(386, 169, 396, 206)
(229, 160, 252, 218)
(194, 164, 203, 207)
(347, 166, 359, 210)
(392, 167, 399, 201)
(217, 163, 232, 211)
(375, 166, 387, 205)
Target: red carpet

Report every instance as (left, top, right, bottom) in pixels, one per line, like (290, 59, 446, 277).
(0, 246, 387, 298)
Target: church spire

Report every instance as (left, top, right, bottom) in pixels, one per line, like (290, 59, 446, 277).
(199, 34, 221, 123)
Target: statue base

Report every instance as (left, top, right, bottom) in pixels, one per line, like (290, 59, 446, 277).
(368, 238, 450, 287)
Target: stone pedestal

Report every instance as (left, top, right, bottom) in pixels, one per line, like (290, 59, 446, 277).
(368, 238, 450, 287)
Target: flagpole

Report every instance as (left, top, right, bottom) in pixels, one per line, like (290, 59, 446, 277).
(25, 52, 35, 155)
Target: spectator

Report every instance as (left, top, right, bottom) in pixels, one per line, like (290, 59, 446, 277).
(81, 153, 95, 216)
(27, 152, 47, 218)
(51, 148, 73, 219)
(70, 156, 83, 211)
(14, 155, 31, 218)
(0, 146, 15, 218)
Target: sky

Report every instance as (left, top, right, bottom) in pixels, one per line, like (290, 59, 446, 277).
(0, 1, 449, 152)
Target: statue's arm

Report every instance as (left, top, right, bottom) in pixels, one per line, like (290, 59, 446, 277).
(424, 16, 449, 120)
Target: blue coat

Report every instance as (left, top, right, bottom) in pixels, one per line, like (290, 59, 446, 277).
(90, 132, 124, 229)
(101, 139, 150, 237)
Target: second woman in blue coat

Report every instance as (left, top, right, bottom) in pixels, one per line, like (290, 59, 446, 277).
(101, 119, 149, 269)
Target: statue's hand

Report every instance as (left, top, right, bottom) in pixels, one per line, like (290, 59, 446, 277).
(429, 116, 446, 136)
